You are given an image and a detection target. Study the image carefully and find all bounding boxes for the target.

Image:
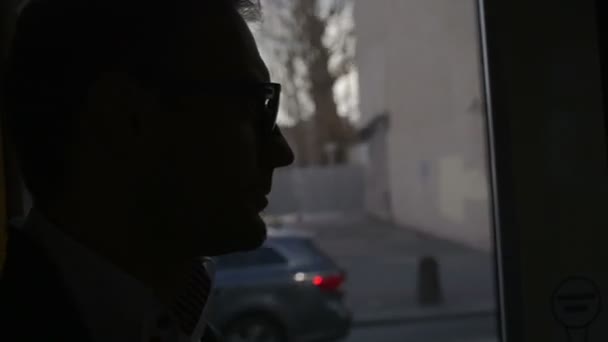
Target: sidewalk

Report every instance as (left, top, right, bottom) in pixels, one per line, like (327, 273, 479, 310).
(354, 301, 496, 327)
(280, 213, 497, 325)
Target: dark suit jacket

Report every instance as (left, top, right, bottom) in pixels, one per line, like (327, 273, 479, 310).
(0, 227, 222, 341)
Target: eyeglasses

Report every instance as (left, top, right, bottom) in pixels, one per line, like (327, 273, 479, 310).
(251, 82, 281, 135)
(194, 81, 281, 135)
(136, 75, 281, 136)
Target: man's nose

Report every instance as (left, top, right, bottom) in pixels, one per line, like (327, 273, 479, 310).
(270, 129, 295, 168)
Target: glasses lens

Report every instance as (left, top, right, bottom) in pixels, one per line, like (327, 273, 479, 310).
(263, 85, 279, 133)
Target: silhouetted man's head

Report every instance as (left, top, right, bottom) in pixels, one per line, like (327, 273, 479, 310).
(3, 0, 294, 257)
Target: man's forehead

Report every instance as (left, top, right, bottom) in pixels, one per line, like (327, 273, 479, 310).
(175, 5, 270, 83)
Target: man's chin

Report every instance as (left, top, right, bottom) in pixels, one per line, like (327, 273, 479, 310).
(235, 214, 268, 250)
(206, 213, 268, 256)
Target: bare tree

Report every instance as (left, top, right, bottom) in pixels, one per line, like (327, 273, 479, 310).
(255, 0, 358, 166)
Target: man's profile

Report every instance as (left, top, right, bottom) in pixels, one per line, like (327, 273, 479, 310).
(0, 0, 294, 340)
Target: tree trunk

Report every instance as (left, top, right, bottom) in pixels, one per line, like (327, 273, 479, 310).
(299, 0, 353, 165)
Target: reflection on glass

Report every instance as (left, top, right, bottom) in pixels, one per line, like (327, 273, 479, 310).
(209, 1, 498, 341)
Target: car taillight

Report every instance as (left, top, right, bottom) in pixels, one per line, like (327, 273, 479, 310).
(312, 273, 346, 292)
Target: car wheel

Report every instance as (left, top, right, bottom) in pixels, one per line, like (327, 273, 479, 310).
(223, 315, 286, 342)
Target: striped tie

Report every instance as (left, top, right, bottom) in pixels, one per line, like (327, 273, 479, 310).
(170, 259, 212, 335)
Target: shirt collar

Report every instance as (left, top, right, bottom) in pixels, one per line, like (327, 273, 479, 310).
(23, 208, 213, 342)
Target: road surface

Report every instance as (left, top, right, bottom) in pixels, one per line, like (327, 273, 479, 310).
(346, 315, 498, 342)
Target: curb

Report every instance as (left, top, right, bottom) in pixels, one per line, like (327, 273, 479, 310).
(353, 304, 497, 327)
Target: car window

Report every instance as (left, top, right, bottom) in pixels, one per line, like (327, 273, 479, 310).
(272, 238, 333, 266)
(215, 246, 287, 270)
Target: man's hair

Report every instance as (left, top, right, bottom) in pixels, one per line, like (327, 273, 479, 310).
(2, 0, 260, 208)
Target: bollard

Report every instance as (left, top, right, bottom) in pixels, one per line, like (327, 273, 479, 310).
(417, 256, 444, 306)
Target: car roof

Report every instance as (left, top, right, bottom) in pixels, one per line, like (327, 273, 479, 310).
(266, 226, 314, 239)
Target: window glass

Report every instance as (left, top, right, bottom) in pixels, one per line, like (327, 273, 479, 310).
(0, 0, 501, 341)
(272, 237, 333, 266)
(216, 246, 287, 270)
(254, 0, 499, 341)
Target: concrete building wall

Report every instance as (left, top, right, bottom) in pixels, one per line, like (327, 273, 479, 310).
(353, 0, 388, 128)
(354, 0, 493, 250)
(352, 1, 391, 220)
(266, 165, 365, 216)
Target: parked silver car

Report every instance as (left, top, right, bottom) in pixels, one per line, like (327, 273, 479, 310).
(206, 228, 352, 342)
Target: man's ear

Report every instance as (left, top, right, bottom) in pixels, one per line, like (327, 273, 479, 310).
(84, 71, 159, 144)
